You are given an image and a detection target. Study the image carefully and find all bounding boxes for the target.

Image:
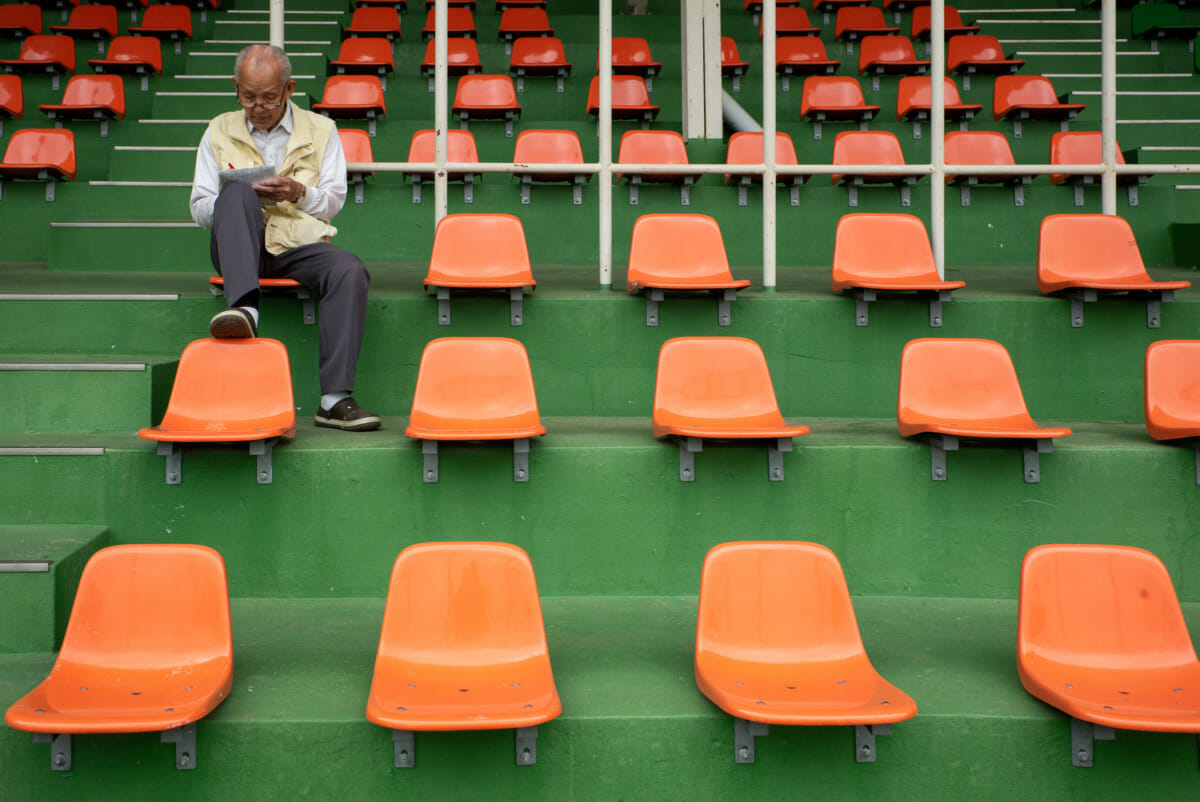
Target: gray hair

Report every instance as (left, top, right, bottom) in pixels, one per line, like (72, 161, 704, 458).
(234, 45, 292, 85)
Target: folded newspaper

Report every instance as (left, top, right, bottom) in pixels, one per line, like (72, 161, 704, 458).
(219, 163, 277, 187)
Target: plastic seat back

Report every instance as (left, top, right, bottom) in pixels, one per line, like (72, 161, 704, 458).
(911, 6, 977, 39)
(407, 127, 479, 164)
(0, 5, 43, 37)
(896, 76, 977, 119)
(777, 35, 837, 66)
(994, 74, 1063, 111)
(499, 7, 551, 34)
(510, 36, 568, 68)
(453, 73, 519, 109)
(947, 34, 1020, 70)
(944, 130, 1015, 167)
(607, 36, 659, 70)
(1038, 214, 1171, 291)
(315, 75, 385, 110)
(366, 542, 560, 730)
(726, 131, 799, 170)
(405, 337, 544, 439)
(512, 128, 582, 165)
(1146, 341, 1200, 441)
(859, 34, 926, 70)
(832, 213, 948, 286)
(422, 7, 474, 36)
(333, 37, 395, 69)
(835, 6, 896, 37)
(423, 37, 481, 71)
(340, 126, 373, 161)
(767, 7, 818, 36)
(831, 130, 905, 173)
(586, 75, 657, 116)
(0, 127, 76, 178)
(618, 129, 689, 166)
(720, 36, 746, 68)
(53, 4, 118, 36)
(46, 73, 124, 114)
(628, 213, 749, 290)
(1048, 131, 1125, 184)
(10, 34, 75, 71)
(800, 75, 871, 112)
(426, 213, 534, 287)
(94, 36, 163, 73)
(0, 74, 24, 117)
(130, 5, 193, 37)
(140, 338, 295, 441)
(347, 6, 401, 35)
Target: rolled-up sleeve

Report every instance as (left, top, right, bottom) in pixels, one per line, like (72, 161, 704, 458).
(189, 130, 218, 230)
(296, 128, 347, 223)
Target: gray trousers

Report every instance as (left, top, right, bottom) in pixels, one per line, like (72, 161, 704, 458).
(210, 182, 370, 395)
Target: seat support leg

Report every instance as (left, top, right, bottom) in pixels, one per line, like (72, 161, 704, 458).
(680, 180, 691, 206)
(412, 178, 422, 204)
(158, 441, 182, 485)
(515, 726, 538, 765)
(855, 723, 892, 763)
(733, 718, 768, 764)
(422, 440, 439, 483)
(854, 289, 874, 327)
(1074, 184, 1085, 206)
(1013, 181, 1025, 207)
(573, 175, 584, 205)
(161, 722, 197, 769)
(781, 75, 791, 93)
(463, 175, 474, 204)
(1148, 290, 1172, 329)
(929, 290, 951, 328)
(813, 118, 823, 140)
(1070, 717, 1114, 767)
(296, 287, 315, 325)
(515, 73, 525, 93)
(513, 438, 530, 482)
(1067, 288, 1096, 328)
(354, 179, 364, 204)
(1193, 444, 1199, 486)
(645, 288, 663, 327)
(510, 287, 524, 326)
(930, 434, 958, 481)
(768, 437, 791, 482)
(847, 183, 858, 207)
(520, 176, 531, 204)
(437, 287, 451, 326)
(629, 177, 640, 205)
(913, 120, 922, 140)
(717, 289, 735, 327)
(504, 113, 513, 138)
(737, 178, 748, 207)
(33, 732, 71, 771)
(1128, 184, 1138, 206)
(900, 183, 911, 207)
(678, 437, 702, 482)
(249, 438, 274, 484)
(959, 183, 970, 207)
(1023, 439, 1052, 484)
(789, 182, 800, 206)
(393, 729, 415, 767)
(45, 176, 56, 202)
(731, 74, 741, 93)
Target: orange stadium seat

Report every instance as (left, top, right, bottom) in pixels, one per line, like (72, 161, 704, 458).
(883, 0, 929, 24)
(627, 213, 752, 326)
(653, 337, 809, 481)
(895, 76, 980, 138)
(424, 213, 536, 327)
(421, 37, 481, 92)
(208, 276, 314, 324)
(422, 7, 474, 41)
(510, 128, 588, 204)
(835, 6, 899, 54)
(128, 4, 193, 55)
(1037, 214, 1189, 329)
(4, 544, 233, 772)
(696, 541, 917, 763)
(725, 130, 808, 205)
(0, 4, 43, 38)
(366, 542, 560, 766)
(329, 37, 395, 90)
(509, 36, 570, 92)
(1018, 544, 1200, 767)
(762, 7, 820, 38)
(745, 0, 803, 28)
(311, 74, 385, 137)
(343, 6, 401, 40)
(0, 126, 74, 201)
(49, 4, 117, 54)
(88, 35, 161, 91)
(776, 36, 839, 92)
(720, 36, 749, 92)
(0, 73, 22, 135)
(405, 338, 546, 482)
(339, 126, 373, 204)
(897, 338, 1071, 482)
(831, 130, 920, 206)
(498, 7, 552, 55)
(1145, 340, 1200, 483)
(0, 34, 74, 91)
(858, 34, 929, 90)
(452, 73, 520, 137)
(911, 5, 979, 54)
(585, 75, 659, 132)
(138, 338, 296, 484)
(832, 213, 964, 326)
(800, 75, 879, 139)
(605, 36, 662, 89)
(406, 128, 480, 203)
(993, 74, 1084, 139)
(813, 0, 872, 26)
(617, 129, 701, 206)
(38, 73, 123, 136)
(947, 34, 1023, 90)
(1050, 131, 1144, 206)
(944, 130, 1030, 206)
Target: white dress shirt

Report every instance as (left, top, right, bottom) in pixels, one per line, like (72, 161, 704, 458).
(189, 103, 347, 230)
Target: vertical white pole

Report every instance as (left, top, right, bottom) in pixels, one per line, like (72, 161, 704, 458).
(1101, 0, 1117, 215)
(762, 0, 776, 290)
(681, 0, 704, 138)
(269, 0, 284, 48)
(930, 0, 945, 279)
(702, 0, 723, 137)
(599, 0, 613, 287)
(434, 0, 449, 224)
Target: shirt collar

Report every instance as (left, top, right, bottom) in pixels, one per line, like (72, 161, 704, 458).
(244, 102, 294, 137)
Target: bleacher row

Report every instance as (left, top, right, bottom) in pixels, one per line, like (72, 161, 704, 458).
(7, 538, 1198, 771)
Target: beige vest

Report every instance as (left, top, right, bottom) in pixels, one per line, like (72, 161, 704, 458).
(207, 102, 338, 254)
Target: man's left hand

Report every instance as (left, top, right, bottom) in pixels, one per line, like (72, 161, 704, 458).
(253, 175, 305, 204)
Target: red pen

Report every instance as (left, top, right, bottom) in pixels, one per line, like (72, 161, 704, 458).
(228, 163, 234, 169)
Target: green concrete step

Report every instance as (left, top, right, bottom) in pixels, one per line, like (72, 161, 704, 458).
(1, 596, 1198, 799)
(0, 525, 108, 653)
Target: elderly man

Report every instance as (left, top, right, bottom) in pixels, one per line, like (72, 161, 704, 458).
(189, 44, 379, 432)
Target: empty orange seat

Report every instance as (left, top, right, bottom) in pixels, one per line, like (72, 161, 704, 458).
(39, 73, 123, 136)
(0, 74, 22, 136)
(813, 0, 872, 24)
(762, 7, 819, 38)
(498, 7, 551, 54)
(405, 338, 546, 482)
(585, 74, 658, 131)
(329, 37, 395, 89)
(627, 214, 751, 327)
(344, 6, 401, 39)
(745, 0, 802, 27)
(653, 337, 809, 481)
(420, 37, 481, 92)
(1145, 340, 1200, 484)
(0, 126, 75, 201)
(339, 126, 373, 204)
(831, 130, 919, 207)
(0, 34, 74, 90)
(895, 76, 981, 138)
(993, 74, 1084, 138)
(366, 542, 560, 766)
(616, 129, 701, 206)
(835, 6, 898, 53)
(944, 130, 1030, 206)
(1018, 544, 1200, 767)
(1049, 131, 1144, 207)
(883, 0, 929, 23)
(49, 4, 117, 53)
(897, 338, 1071, 482)
(207, 276, 314, 324)
(947, 34, 1023, 90)
(452, 73, 520, 137)
(725, 130, 807, 206)
(0, 4, 43, 38)
(138, 338, 295, 484)
(910, 5, 978, 43)
(832, 213, 964, 326)
(776, 36, 839, 92)
(696, 541, 916, 763)
(605, 36, 662, 89)
(858, 34, 928, 90)
(1038, 214, 1189, 329)
(88, 35, 161, 90)
(799, 75, 879, 139)
(424, 213, 535, 326)
(128, 4, 193, 55)
(5, 544, 233, 771)
(421, 7, 475, 41)
(720, 36, 749, 92)
(311, 74, 385, 137)
(510, 128, 588, 204)
(406, 128, 479, 203)
(509, 35, 570, 92)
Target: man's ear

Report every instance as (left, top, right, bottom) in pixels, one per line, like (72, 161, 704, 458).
(283, 80, 297, 99)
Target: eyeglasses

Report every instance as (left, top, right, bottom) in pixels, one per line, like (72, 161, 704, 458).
(236, 95, 284, 110)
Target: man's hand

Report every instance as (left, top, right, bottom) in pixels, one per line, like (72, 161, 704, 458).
(252, 175, 305, 204)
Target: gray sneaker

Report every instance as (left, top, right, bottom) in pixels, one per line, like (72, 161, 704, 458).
(314, 397, 381, 431)
(209, 307, 257, 339)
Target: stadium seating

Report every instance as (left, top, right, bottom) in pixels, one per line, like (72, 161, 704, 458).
(509, 36, 570, 92)
(510, 128, 588, 204)
(311, 74, 385, 137)
(883, 0, 929, 25)
(421, 37, 481, 92)
(1049, 131, 1144, 206)
(1145, 340, 1200, 483)
(328, 37, 395, 89)
(725, 130, 807, 205)
(339, 126, 373, 204)
(944, 130, 1030, 206)
(498, 7, 552, 55)
(0, 33, 74, 90)
(343, 6, 401, 40)
(421, 7, 474, 41)
(799, 75, 878, 138)
(831, 130, 920, 206)
(814, 0, 872, 26)
(835, 6, 899, 54)
(744, 0, 802, 27)
(452, 74, 520, 136)
(127, 4, 193, 55)
(993, 75, 1085, 139)
(406, 128, 480, 203)
(585, 75, 658, 132)
(49, 4, 117, 54)
(947, 34, 1023, 90)
(87, 35, 161, 91)
(0, 126, 74, 200)
(858, 34, 930, 90)
(0, 4, 42, 38)
(763, 7, 819, 38)
(895, 75, 981, 138)
(720, 36, 749, 92)
(911, 6, 979, 53)
(1131, 3, 1200, 52)
(38, 72, 123, 136)
(776, 36, 839, 91)
(605, 36, 662, 90)
(0, 73, 21, 135)
(616, 129, 701, 205)
(423, 213, 536, 326)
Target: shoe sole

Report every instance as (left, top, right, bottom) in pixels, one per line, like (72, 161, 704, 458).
(210, 310, 255, 339)
(314, 414, 382, 432)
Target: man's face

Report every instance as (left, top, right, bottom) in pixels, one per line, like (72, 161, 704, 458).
(234, 58, 295, 132)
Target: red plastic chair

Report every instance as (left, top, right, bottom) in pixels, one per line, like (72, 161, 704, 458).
(627, 214, 751, 327)
(1038, 214, 1189, 329)
(311, 74, 385, 137)
(128, 4, 193, 55)
(831, 130, 919, 206)
(208, 276, 314, 324)
(883, 0, 930, 24)
(800, 75, 879, 139)
(420, 37, 481, 92)
(4, 544, 233, 771)
(424, 213, 536, 327)
(897, 338, 1071, 482)
(895, 76, 981, 138)
(406, 128, 479, 203)
(725, 131, 807, 206)
(421, 7, 474, 41)
(993, 74, 1084, 138)
(944, 130, 1030, 207)
(138, 338, 295, 484)
(510, 128, 588, 204)
(616, 129, 701, 206)
(653, 337, 809, 481)
(405, 338, 546, 482)
(696, 541, 917, 763)
(604, 36, 662, 89)
(832, 213, 964, 326)
(38, 73, 123, 136)
(858, 34, 928, 90)
(911, 5, 979, 46)
(762, 7, 819, 38)
(0, 126, 75, 201)
(813, 0, 872, 25)
(366, 542, 560, 766)
(835, 6, 899, 54)
(0, 34, 75, 90)
(339, 126, 373, 204)
(498, 7, 551, 54)
(947, 34, 1023, 90)
(329, 37, 395, 89)
(452, 73, 520, 136)
(49, 4, 117, 53)
(720, 36, 749, 92)
(1049, 131, 1143, 206)
(88, 35, 161, 90)
(1145, 340, 1200, 484)
(585, 75, 658, 131)
(0, 73, 22, 136)
(776, 36, 839, 92)
(509, 36, 570, 92)
(0, 4, 43, 38)
(744, 0, 802, 27)
(343, 6, 401, 40)
(1018, 544, 1200, 767)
